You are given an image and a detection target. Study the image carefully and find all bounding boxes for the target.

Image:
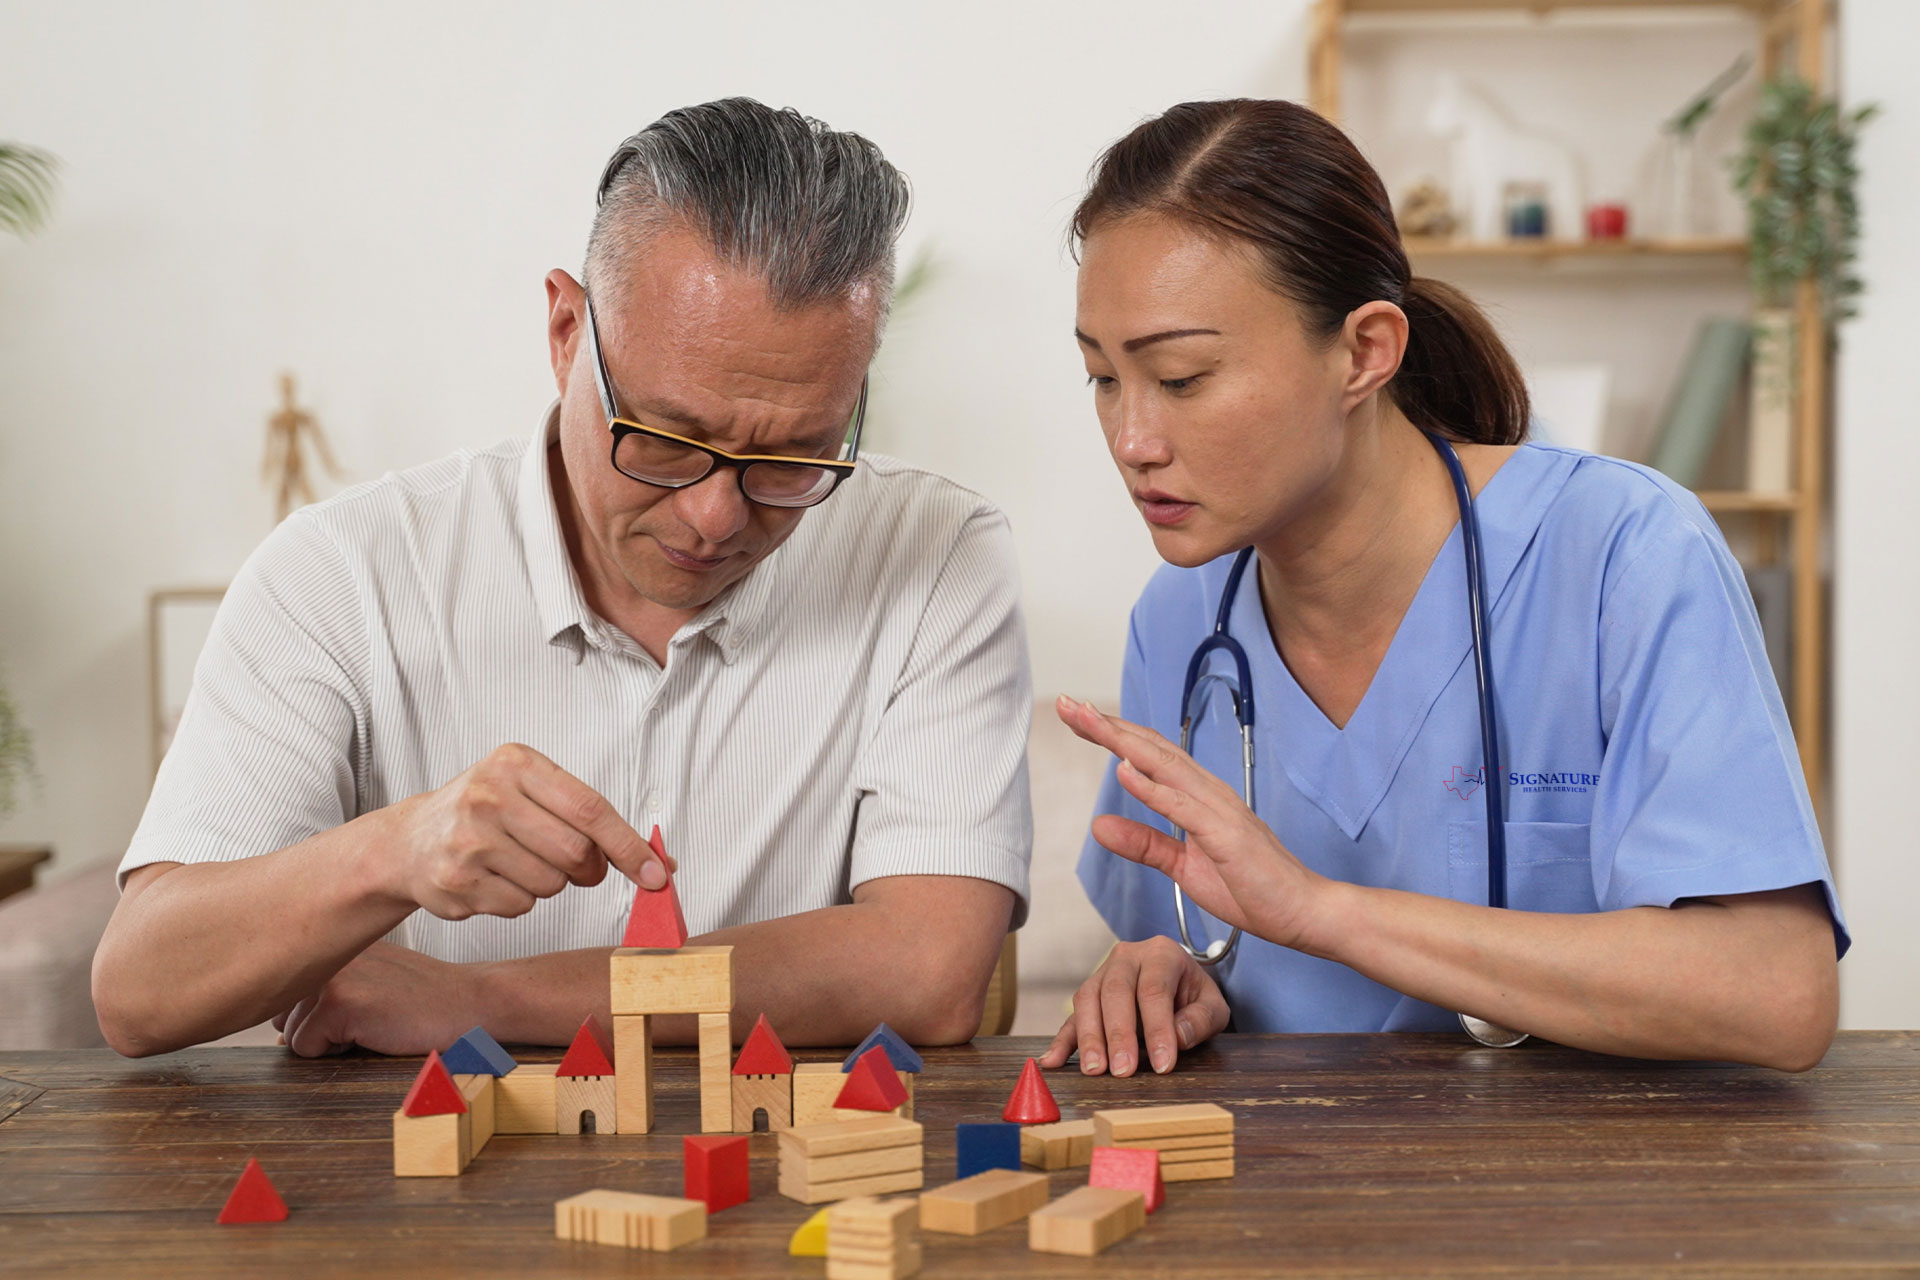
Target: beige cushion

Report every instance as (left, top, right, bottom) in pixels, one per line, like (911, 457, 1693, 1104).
(1021, 696, 1118, 986)
(0, 860, 118, 1050)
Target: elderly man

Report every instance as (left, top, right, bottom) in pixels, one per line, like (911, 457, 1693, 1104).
(93, 99, 1031, 1058)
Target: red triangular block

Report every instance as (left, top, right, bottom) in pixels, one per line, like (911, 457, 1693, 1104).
(1091, 1146, 1165, 1213)
(621, 826, 688, 949)
(400, 1049, 468, 1117)
(731, 1013, 794, 1076)
(557, 1016, 615, 1078)
(833, 1045, 908, 1112)
(1001, 1057, 1060, 1124)
(216, 1157, 288, 1224)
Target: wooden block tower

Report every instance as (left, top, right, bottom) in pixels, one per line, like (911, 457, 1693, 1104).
(731, 1013, 795, 1133)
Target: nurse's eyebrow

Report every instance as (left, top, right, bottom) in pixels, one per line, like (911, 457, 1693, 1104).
(1073, 328, 1222, 353)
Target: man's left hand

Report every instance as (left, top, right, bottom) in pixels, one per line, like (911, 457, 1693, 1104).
(273, 942, 482, 1057)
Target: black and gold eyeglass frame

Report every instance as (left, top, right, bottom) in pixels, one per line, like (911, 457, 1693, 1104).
(582, 291, 868, 510)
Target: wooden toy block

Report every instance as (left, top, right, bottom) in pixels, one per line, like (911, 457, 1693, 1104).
(216, 1157, 288, 1224)
(1001, 1058, 1060, 1124)
(1090, 1146, 1164, 1213)
(684, 1134, 751, 1213)
(778, 1138, 925, 1186)
(1028, 1185, 1146, 1257)
(400, 1050, 467, 1117)
(553, 1189, 707, 1252)
(392, 1107, 469, 1177)
(917, 1167, 1051, 1235)
(1021, 1118, 1095, 1170)
(793, 1061, 847, 1125)
(781, 1115, 924, 1158)
(698, 1012, 733, 1132)
(843, 1022, 925, 1074)
(779, 1166, 926, 1205)
(826, 1239, 922, 1280)
(779, 1118, 926, 1204)
(1159, 1154, 1237, 1182)
(441, 1025, 517, 1077)
(1104, 1130, 1232, 1153)
(557, 1016, 615, 1077)
(836, 1046, 909, 1112)
(609, 945, 734, 1016)
(613, 1014, 654, 1134)
(621, 827, 690, 948)
(493, 1063, 557, 1133)
(828, 1196, 921, 1280)
(789, 1206, 831, 1256)
(453, 1073, 494, 1152)
(556, 1074, 617, 1135)
(1091, 1101, 1233, 1144)
(955, 1121, 1022, 1179)
(731, 1012, 795, 1132)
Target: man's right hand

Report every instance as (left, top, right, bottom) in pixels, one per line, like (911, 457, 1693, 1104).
(379, 743, 673, 921)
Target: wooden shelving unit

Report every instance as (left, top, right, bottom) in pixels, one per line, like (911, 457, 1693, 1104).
(1308, 0, 1835, 807)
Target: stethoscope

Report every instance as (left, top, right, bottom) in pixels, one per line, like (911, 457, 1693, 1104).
(1172, 432, 1528, 1048)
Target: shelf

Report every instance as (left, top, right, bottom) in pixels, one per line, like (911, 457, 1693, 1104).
(1404, 236, 1748, 260)
(1695, 490, 1801, 513)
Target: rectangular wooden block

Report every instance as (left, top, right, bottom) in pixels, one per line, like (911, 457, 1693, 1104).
(609, 945, 734, 1015)
(827, 1195, 921, 1274)
(918, 1167, 1051, 1235)
(780, 1140, 924, 1185)
(554, 1189, 708, 1251)
(1021, 1118, 1095, 1170)
(698, 1012, 732, 1133)
(392, 1107, 469, 1177)
(793, 1061, 845, 1126)
(1092, 1102, 1234, 1144)
(613, 1014, 654, 1134)
(780, 1115, 924, 1158)
(1159, 1155, 1236, 1182)
(494, 1063, 557, 1134)
(778, 1166, 925, 1205)
(1107, 1130, 1232, 1153)
(556, 1075, 617, 1135)
(825, 1240, 922, 1280)
(1028, 1185, 1146, 1257)
(830, 1195, 919, 1240)
(454, 1073, 494, 1153)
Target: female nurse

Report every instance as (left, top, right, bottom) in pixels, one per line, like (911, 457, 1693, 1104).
(1039, 99, 1845, 1078)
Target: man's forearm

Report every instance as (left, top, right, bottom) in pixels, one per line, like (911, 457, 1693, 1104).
(93, 809, 414, 1056)
(477, 879, 1015, 1049)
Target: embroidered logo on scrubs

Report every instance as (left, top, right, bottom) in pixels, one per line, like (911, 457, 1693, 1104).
(1508, 770, 1599, 795)
(1443, 766, 1485, 799)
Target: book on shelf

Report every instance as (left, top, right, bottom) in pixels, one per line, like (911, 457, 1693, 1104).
(1649, 317, 1750, 490)
(1746, 308, 1794, 494)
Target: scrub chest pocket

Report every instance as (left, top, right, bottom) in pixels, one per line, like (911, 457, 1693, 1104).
(1448, 821, 1598, 915)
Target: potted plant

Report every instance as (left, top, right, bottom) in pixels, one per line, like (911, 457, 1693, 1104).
(0, 140, 58, 815)
(1730, 78, 1875, 493)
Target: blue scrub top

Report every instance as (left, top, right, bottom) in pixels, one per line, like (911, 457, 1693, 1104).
(1079, 443, 1848, 1033)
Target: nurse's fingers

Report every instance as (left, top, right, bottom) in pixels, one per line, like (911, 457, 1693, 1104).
(1069, 968, 1118, 1075)
(1040, 1012, 1080, 1071)
(1058, 697, 1242, 815)
(1089, 810, 1190, 877)
(1099, 959, 1146, 1077)
(1115, 759, 1212, 842)
(1173, 964, 1233, 1053)
(1135, 941, 1194, 1074)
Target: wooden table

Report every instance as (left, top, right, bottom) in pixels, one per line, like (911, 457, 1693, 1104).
(3, 1033, 1917, 1277)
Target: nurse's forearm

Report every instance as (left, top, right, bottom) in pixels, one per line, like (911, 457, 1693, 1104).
(478, 875, 1015, 1049)
(1301, 881, 1838, 1071)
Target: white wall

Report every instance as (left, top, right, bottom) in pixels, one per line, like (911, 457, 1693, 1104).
(0, 1, 1911, 1026)
(1835, 0, 1920, 1028)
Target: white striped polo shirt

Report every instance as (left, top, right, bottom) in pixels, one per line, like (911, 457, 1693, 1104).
(121, 405, 1033, 961)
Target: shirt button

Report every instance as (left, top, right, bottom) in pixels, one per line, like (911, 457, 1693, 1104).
(645, 792, 661, 813)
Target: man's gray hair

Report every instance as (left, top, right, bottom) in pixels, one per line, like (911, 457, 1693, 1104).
(586, 97, 911, 314)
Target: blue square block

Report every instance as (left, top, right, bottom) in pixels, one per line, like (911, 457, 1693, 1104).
(441, 1025, 517, 1077)
(955, 1122, 1022, 1180)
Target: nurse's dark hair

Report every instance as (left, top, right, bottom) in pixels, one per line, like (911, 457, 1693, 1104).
(1070, 99, 1528, 446)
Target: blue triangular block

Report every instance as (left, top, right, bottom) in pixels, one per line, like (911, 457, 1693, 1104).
(441, 1026, 517, 1077)
(841, 1022, 924, 1074)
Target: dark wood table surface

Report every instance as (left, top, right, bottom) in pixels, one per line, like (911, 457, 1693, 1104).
(3, 1032, 1918, 1277)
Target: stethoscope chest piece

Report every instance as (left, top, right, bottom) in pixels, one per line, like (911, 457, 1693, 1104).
(1459, 1013, 1530, 1048)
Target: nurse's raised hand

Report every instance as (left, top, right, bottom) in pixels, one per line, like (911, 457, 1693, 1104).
(1056, 696, 1333, 953)
(1038, 936, 1232, 1076)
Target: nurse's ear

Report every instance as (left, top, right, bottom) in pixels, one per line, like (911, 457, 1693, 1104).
(1336, 301, 1410, 414)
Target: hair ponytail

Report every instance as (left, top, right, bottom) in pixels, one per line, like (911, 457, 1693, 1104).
(1073, 100, 1529, 447)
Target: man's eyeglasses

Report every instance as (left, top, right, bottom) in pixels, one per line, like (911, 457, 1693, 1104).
(582, 290, 867, 510)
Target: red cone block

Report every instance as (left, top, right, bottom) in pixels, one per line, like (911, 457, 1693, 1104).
(400, 1049, 468, 1117)
(621, 826, 688, 949)
(833, 1045, 908, 1112)
(216, 1157, 289, 1224)
(1090, 1146, 1164, 1213)
(1001, 1057, 1060, 1124)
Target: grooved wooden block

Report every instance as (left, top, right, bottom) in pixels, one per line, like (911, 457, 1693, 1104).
(1159, 1155, 1236, 1182)
(609, 945, 734, 1015)
(698, 1013, 733, 1133)
(553, 1189, 707, 1251)
(493, 1063, 557, 1134)
(778, 1166, 925, 1205)
(1028, 1185, 1146, 1257)
(555, 1076, 616, 1135)
(613, 1015, 654, 1134)
(1106, 1130, 1231, 1153)
(1091, 1102, 1233, 1145)
(781, 1115, 924, 1157)
(779, 1140, 924, 1185)
(827, 1197, 921, 1279)
(454, 1073, 494, 1152)
(392, 1107, 469, 1177)
(918, 1167, 1051, 1235)
(826, 1240, 922, 1280)
(1021, 1118, 1095, 1170)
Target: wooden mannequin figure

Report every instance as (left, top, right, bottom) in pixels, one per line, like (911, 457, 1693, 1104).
(262, 372, 343, 522)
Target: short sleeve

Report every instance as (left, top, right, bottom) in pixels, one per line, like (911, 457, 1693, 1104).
(1589, 504, 1848, 956)
(847, 507, 1034, 925)
(119, 512, 369, 888)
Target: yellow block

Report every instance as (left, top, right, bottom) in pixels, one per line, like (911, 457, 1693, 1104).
(788, 1206, 831, 1257)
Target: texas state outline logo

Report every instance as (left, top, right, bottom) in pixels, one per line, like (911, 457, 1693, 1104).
(1443, 765, 1485, 800)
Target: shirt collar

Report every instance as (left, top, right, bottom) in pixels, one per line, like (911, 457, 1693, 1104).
(515, 400, 789, 665)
